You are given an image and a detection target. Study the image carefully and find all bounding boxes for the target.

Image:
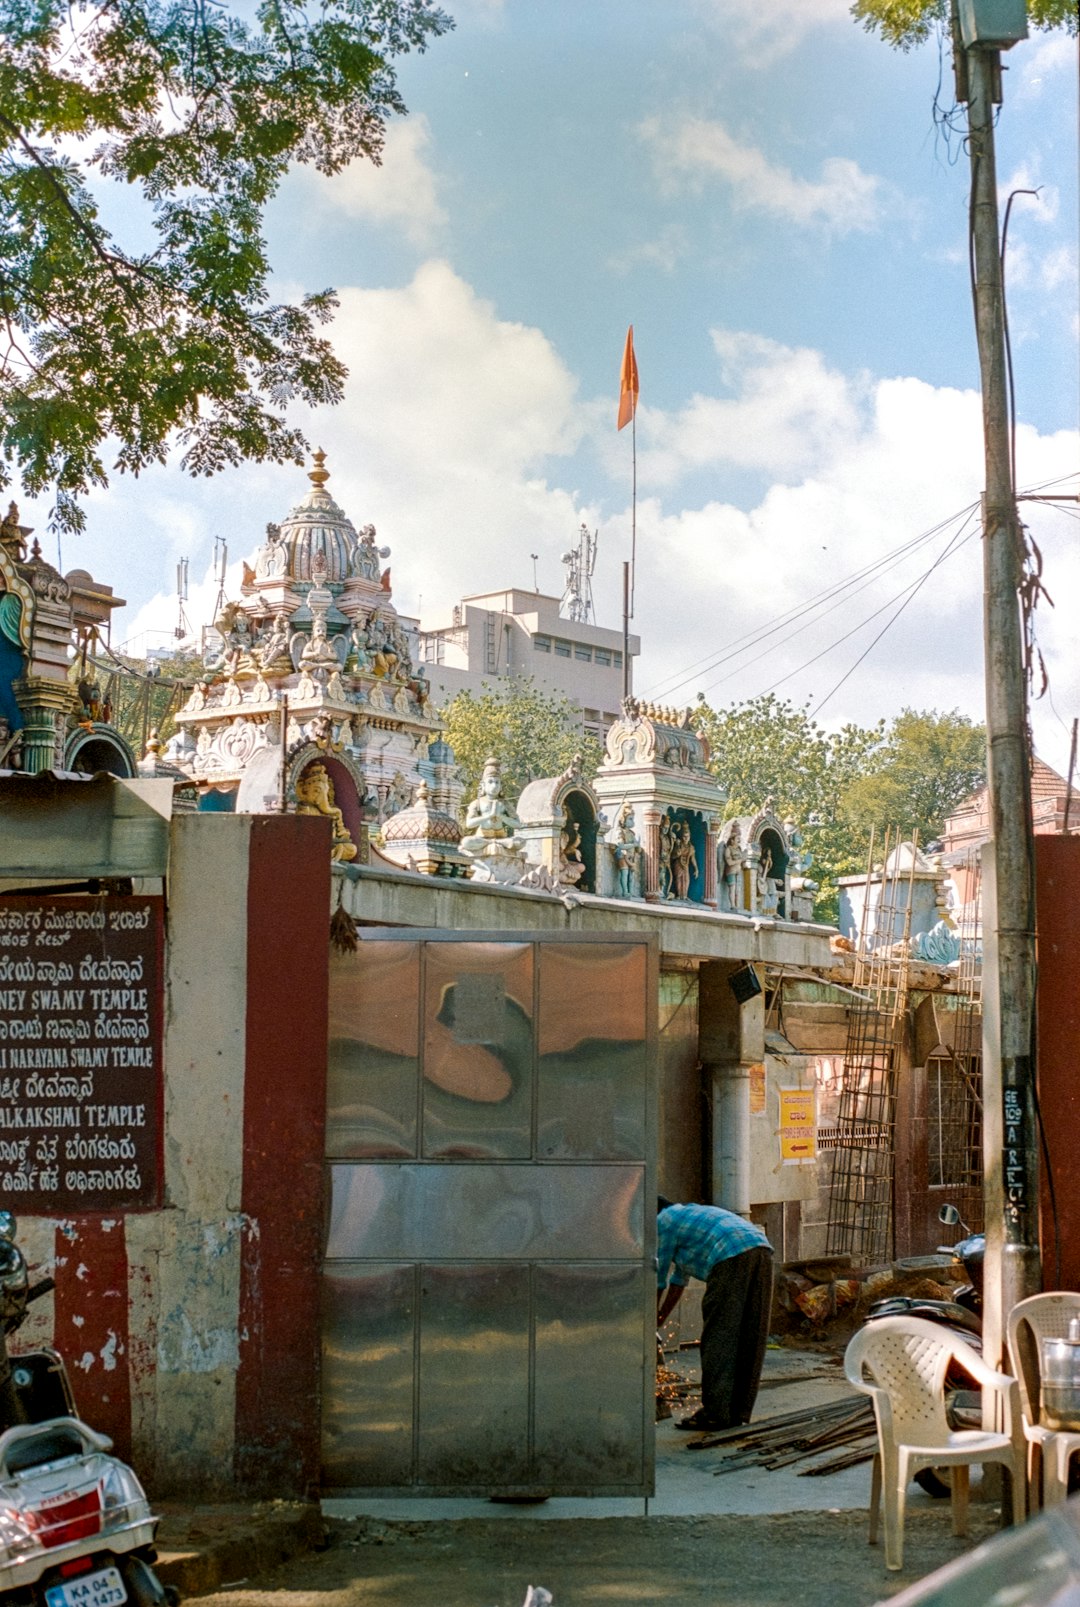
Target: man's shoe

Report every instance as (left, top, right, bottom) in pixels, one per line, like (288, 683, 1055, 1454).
(674, 1411, 727, 1432)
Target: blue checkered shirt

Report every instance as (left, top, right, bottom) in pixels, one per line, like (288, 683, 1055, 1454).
(656, 1203, 770, 1290)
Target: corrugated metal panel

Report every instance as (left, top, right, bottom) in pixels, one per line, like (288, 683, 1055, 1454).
(0, 773, 172, 879)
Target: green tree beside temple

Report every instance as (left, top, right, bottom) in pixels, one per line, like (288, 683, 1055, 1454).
(0, 0, 451, 533)
(439, 678, 604, 814)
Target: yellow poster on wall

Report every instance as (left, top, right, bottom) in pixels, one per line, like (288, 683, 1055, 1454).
(778, 1086, 817, 1164)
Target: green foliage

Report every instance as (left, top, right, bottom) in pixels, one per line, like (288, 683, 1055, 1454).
(840, 707, 986, 846)
(695, 693, 886, 923)
(852, 0, 1076, 48)
(71, 648, 199, 750)
(0, 0, 451, 532)
(694, 696, 987, 924)
(439, 677, 604, 817)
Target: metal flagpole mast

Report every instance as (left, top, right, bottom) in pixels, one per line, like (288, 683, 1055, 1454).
(631, 405, 637, 621)
(617, 323, 639, 702)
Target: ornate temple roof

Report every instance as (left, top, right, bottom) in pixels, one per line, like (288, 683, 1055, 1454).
(277, 451, 358, 585)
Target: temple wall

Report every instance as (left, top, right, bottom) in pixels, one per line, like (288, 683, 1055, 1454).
(12, 813, 330, 1499)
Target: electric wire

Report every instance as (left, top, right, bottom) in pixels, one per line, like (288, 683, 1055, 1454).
(691, 510, 979, 703)
(787, 514, 980, 715)
(644, 501, 979, 704)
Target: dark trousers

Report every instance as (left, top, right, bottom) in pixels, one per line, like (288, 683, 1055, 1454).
(699, 1245, 774, 1427)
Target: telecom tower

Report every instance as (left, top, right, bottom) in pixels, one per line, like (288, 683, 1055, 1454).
(174, 557, 191, 641)
(560, 523, 597, 624)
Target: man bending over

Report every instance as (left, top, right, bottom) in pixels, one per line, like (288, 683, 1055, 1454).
(657, 1197, 774, 1433)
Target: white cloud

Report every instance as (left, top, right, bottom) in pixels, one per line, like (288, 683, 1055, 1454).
(630, 331, 868, 486)
(999, 164, 1059, 226)
(103, 260, 588, 644)
(691, 0, 854, 62)
(59, 274, 1077, 782)
(1040, 244, 1079, 293)
(621, 369, 1078, 774)
(639, 115, 887, 233)
(607, 225, 689, 276)
(305, 116, 447, 247)
(1017, 33, 1079, 99)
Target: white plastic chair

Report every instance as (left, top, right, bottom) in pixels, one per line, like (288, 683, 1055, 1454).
(1006, 1292, 1080, 1508)
(844, 1315, 1026, 1570)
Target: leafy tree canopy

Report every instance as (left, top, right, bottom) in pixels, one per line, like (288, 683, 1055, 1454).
(841, 707, 986, 846)
(0, 0, 451, 533)
(852, 0, 1075, 49)
(695, 693, 886, 921)
(439, 677, 604, 816)
(694, 694, 986, 923)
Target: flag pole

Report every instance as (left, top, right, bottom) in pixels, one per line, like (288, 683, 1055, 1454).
(630, 405, 636, 621)
(617, 323, 639, 693)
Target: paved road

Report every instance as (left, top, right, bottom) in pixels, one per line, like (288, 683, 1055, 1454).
(189, 1509, 1004, 1607)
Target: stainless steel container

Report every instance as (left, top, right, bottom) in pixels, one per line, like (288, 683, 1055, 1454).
(1041, 1318, 1080, 1431)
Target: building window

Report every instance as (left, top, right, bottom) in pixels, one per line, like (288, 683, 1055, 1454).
(574, 645, 592, 661)
(534, 635, 551, 652)
(554, 640, 571, 658)
(594, 648, 611, 666)
(613, 651, 623, 668)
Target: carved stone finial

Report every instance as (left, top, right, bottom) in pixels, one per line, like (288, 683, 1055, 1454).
(145, 728, 162, 760)
(309, 448, 330, 489)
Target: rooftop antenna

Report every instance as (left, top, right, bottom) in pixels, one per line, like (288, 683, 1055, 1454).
(530, 553, 539, 591)
(175, 557, 191, 641)
(560, 523, 597, 624)
(210, 536, 228, 622)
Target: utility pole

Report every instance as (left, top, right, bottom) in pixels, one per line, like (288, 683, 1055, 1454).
(953, 0, 1042, 1354)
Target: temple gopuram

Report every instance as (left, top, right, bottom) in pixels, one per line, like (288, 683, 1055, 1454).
(166, 454, 440, 858)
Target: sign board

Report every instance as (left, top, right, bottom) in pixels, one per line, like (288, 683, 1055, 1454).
(778, 1086, 817, 1164)
(0, 897, 164, 1212)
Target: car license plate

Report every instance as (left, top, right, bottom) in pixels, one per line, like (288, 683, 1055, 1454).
(44, 1565, 126, 1607)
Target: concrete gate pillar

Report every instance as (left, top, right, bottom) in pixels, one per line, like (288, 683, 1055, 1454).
(698, 960, 765, 1216)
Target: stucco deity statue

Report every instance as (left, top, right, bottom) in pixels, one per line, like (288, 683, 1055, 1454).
(559, 816, 585, 886)
(459, 757, 527, 883)
(757, 848, 780, 916)
(722, 823, 744, 912)
(607, 804, 641, 898)
(206, 602, 256, 675)
(255, 522, 287, 579)
(258, 611, 291, 669)
(366, 614, 399, 679)
(295, 763, 358, 861)
(658, 816, 674, 900)
(0, 501, 25, 560)
(671, 820, 698, 900)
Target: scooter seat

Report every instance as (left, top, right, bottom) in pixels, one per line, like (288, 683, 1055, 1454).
(5, 1425, 87, 1473)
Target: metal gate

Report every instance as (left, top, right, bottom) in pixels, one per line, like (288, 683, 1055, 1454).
(322, 929, 657, 1496)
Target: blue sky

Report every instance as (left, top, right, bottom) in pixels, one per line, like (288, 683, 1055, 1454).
(36, 0, 1079, 774)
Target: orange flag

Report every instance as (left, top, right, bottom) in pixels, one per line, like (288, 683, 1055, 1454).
(617, 324, 639, 430)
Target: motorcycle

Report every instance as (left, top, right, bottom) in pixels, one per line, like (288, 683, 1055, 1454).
(0, 1210, 175, 1606)
(863, 1203, 986, 1499)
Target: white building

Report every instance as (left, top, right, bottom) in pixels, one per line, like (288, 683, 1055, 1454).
(417, 587, 640, 743)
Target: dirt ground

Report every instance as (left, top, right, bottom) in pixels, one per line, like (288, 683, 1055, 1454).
(187, 1508, 1004, 1607)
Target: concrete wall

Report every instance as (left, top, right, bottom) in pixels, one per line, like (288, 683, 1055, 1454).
(656, 967, 702, 1203)
(15, 813, 330, 1498)
(1035, 835, 1080, 1288)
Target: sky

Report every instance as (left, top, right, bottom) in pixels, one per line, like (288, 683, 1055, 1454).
(27, 0, 1080, 776)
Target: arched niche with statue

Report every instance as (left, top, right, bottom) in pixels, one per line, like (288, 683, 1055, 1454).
(517, 757, 600, 892)
(658, 806, 709, 904)
(288, 742, 369, 863)
(743, 810, 792, 920)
